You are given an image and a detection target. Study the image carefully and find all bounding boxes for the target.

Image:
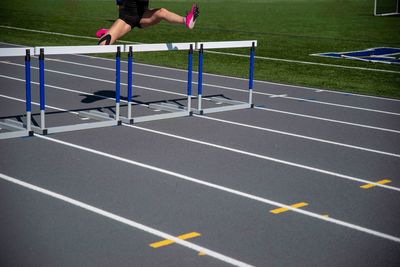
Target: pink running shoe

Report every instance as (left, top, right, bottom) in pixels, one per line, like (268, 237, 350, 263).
(185, 4, 199, 29)
(96, 28, 108, 38)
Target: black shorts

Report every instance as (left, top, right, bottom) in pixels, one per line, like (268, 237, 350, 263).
(119, 0, 149, 28)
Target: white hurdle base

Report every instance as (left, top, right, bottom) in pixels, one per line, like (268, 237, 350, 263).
(121, 103, 191, 124)
(192, 97, 253, 115)
(0, 119, 33, 139)
(32, 110, 120, 135)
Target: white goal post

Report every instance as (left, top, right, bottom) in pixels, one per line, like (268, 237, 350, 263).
(374, 0, 400, 16)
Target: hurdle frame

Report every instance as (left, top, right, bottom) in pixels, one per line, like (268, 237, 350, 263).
(121, 42, 195, 124)
(192, 40, 257, 115)
(0, 47, 34, 140)
(30, 45, 123, 135)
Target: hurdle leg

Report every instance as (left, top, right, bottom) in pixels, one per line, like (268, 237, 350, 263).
(248, 42, 255, 108)
(39, 48, 46, 133)
(127, 46, 133, 123)
(25, 49, 32, 134)
(187, 44, 193, 114)
(115, 46, 121, 122)
(197, 44, 204, 113)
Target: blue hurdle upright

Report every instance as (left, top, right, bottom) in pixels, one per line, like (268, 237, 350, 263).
(0, 47, 34, 139)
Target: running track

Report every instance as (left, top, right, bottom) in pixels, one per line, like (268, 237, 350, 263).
(0, 42, 400, 266)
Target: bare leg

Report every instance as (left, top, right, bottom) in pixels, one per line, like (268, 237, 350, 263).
(99, 19, 131, 45)
(140, 8, 185, 28)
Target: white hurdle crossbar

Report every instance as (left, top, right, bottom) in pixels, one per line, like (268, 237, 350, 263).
(193, 40, 257, 115)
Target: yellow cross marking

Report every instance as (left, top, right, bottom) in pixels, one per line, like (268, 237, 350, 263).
(270, 202, 309, 214)
(360, 179, 391, 189)
(149, 232, 201, 248)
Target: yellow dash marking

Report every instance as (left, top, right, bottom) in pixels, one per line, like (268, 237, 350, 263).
(322, 214, 329, 218)
(270, 202, 308, 214)
(198, 251, 207, 256)
(360, 179, 391, 189)
(149, 232, 201, 248)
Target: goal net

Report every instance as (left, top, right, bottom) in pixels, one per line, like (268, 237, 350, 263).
(374, 0, 400, 16)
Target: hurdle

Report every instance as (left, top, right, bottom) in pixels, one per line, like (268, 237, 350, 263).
(192, 40, 257, 115)
(121, 42, 194, 124)
(30, 45, 124, 135)
(0, 47, 34, 139)
(0, 40, 257, 138)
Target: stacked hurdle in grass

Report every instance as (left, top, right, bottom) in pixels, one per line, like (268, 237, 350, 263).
(0, 40, 257, 139)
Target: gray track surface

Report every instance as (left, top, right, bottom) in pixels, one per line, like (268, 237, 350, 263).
(1, 43, 400, 266)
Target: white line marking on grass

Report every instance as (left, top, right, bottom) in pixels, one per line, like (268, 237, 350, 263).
(3, 25, 398, 75)
(0, 172, 253, 267)
(0, 25, 138, 44)
(13, 136, 400, 244)
(1, 73, 399, 158)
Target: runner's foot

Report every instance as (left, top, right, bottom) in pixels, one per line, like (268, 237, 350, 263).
(185, 4, 199, 29)
(96, 28, 108, 38)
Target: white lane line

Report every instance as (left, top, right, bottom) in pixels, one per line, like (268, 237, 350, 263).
(2, 40, 400, 104)
(27, 57, 400, 116)
(6, 84, 398, 194)
(279, 95, 400, 116)
(1, 74, 399, 158)
(269, 94, 287, 98)
(76, 53, 400, 103)
(2, 59, 400, 132)
(2, 93, 400, 242)
(18, 136, 400, 244)
(0, 172, 253, 267)
(255, 106, 400, 134)
(0, 62, 186, 97)
(2, 88, 400, 194)
(204, 50, 400, 74)
(201, 116, 400, 158)
(126, 124, 400, 192)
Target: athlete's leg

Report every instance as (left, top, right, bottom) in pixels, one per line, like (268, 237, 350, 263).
(98, 19, 131, 45)
(139, 8, 185, 28)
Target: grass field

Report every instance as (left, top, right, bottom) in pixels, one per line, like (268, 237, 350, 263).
(0, 0, 399, 98)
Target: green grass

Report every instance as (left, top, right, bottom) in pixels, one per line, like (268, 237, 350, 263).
(0, 0, 399, 98)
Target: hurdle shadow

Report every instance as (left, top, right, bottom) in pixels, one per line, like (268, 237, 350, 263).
(80, 90, 140, 104)
(0, 104, 129, 128)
